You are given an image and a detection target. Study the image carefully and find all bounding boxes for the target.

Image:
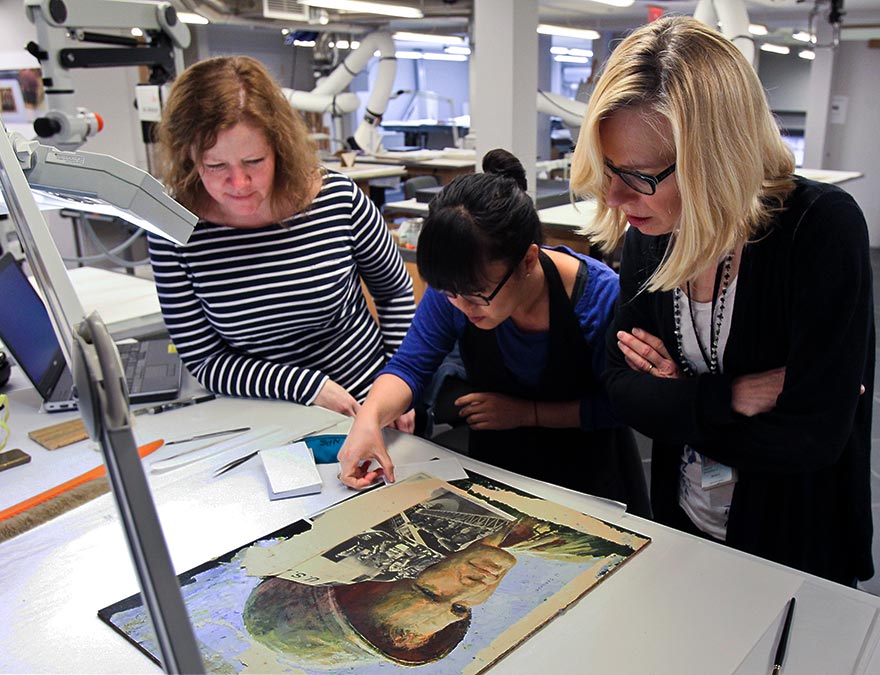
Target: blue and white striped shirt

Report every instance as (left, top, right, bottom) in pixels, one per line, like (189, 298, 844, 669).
(148, 171, 415, 404)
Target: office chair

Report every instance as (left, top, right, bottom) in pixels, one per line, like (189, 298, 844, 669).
(403, 175, 440, 200)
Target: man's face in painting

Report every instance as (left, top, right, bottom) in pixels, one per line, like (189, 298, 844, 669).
(366, 542, 517, 649)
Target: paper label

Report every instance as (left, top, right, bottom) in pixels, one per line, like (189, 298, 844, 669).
(701, 457, 737, 490)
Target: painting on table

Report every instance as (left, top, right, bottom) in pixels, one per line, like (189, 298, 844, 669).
(99, 473, 650, 673)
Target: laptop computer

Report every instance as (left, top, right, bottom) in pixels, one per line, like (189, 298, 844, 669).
(0, 252, 182, 412)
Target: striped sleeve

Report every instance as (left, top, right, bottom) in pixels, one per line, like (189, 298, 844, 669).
(347, 177, 416, 359)
(147, 233, 329, 403)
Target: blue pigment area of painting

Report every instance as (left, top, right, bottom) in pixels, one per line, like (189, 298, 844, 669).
(110, 547, 264, 672)
(107, 543, 617, 673)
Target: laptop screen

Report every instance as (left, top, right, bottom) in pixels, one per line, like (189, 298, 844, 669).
(0, 252, 68, 397)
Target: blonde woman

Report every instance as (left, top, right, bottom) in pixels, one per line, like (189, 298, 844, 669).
(571, 16, 873, 585)
(149, 56, 415, 422)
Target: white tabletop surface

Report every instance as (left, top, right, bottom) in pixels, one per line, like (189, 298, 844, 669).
(797, 168, 863, 184)
(29, 265, 165, 340)
(321, 160, 407, 181)
(1, 377, 879, 674)
(383, 198, 597, 232)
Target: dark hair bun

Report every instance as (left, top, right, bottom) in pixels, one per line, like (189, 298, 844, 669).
(482, 148, 527, 191)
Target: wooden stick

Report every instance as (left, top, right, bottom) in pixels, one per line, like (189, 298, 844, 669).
(0, 439, 164, 523)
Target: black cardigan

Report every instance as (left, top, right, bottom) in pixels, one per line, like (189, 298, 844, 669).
(605, 177, 875, 584)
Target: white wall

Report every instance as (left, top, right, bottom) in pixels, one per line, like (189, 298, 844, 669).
(186, 24, 314, 90)
(758, 51, 812, 113)
(824, 40, 880, 246)
(756, 41, 879, 245)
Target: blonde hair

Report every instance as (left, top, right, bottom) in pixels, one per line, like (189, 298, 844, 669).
(157, 55, 319, 220)
(571, 16, 795, 291)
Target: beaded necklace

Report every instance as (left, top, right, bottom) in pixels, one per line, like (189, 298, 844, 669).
(672, 254, 734, 376)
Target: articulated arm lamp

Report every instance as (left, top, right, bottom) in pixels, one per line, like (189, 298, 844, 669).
(0, 123, 203, 674)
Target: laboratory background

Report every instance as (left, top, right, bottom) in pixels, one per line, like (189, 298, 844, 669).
(2, 0, 880, 673)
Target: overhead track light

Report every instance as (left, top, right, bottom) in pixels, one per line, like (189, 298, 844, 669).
(537, 24, 600, 40)
(298, 0, 424, 19)
(748, 23, 768, 36)
(554, 55, 589, 64)
(760, 43, 791, 54)
(424, 53, 467, 61)
(177, 12, 209, 24)
(393, 31, 464, 45)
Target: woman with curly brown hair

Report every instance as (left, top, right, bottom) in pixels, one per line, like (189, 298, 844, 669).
(148, 56, 415, 422)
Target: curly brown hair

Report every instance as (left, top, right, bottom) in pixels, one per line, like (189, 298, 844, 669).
(157, 55, 319, 220)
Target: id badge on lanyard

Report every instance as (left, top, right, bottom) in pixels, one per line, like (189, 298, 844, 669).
(701, 456, 737, 489)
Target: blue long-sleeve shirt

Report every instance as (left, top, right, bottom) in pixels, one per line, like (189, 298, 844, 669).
(383, 246, 621, 430)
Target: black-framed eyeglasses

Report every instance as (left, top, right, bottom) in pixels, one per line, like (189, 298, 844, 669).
(605, 160, 677, 196)
(439, 263, 518, 306)
(439, 246, 534, 307)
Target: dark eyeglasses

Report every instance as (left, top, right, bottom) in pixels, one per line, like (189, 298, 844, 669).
(439, 257, 523, 307)
(439, 263, 518, 306)
(605, 160, 677, 196)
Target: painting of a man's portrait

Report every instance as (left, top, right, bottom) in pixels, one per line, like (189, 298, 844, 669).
(100, 473, 649, 673)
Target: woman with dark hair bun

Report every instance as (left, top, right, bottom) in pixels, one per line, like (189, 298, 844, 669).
(339, 149, 649, 515)
(482, 148, 528, 189)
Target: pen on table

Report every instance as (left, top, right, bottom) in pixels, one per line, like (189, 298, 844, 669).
(771, 597, 796, 675)
(165, 426, 251, 446)
(136, 393, 216, 416)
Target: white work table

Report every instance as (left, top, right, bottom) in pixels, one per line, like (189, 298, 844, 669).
(384, 197, 595, 229)
(321, 160, 407, 182)
(384, 168, 861, 227)
(797, 168, 863, 185)
(1, 376, 879, 674)
(28, 264, 165, 340)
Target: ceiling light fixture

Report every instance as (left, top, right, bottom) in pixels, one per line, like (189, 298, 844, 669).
(393, 31, 464, 45)
(424, 53, 467, 61)
(760, 43, 791, 55)
(298, 0, 423, 19)
(538, 24, 600, 40)
(444, 45, 471, 55)
(798, 49, 816, 60)
(177, 11, 209, 25)
(554, 55, 589, 64)
(748, 24, 768, 36)
(792, 31, 814, 42)
(395, 50, 424, 59)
